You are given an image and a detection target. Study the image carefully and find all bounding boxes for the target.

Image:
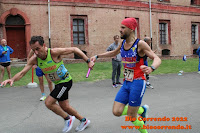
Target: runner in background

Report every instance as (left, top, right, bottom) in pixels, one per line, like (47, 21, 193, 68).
(143, 37, 157, 89)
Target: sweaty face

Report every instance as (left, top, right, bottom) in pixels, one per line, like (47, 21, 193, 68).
(30, 41, 46, 59)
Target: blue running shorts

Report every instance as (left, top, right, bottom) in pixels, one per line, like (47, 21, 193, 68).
(115, 80, 146, 106)
(35, 66, 45, 77)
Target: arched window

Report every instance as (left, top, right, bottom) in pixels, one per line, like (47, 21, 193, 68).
(6, 15, 25, 25)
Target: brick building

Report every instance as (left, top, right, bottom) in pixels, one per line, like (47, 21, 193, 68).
(0, 0, 200, 59)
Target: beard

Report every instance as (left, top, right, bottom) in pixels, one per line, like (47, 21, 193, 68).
(121, 34, 127, 39)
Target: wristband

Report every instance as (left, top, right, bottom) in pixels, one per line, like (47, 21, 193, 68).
(95, 55, 98, 59)
(150, 66, 156, 72)
(86, 58, 90, 63)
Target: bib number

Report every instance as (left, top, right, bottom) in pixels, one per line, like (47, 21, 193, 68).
(47, 64, 69, 81)
(47, 72, 60, 81)
(124, 68, 134, 82)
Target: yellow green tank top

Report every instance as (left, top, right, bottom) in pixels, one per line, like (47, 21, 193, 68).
(37, 48, 72, 85)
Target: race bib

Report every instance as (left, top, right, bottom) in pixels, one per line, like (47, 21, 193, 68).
(124, 68, 134, 82)
(47, 64, 69, 81)
(47, 72, 60, 81)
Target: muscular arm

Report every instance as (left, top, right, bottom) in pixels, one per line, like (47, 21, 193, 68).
(13, 63, 33, 81)
(1, 56, 37, 86)
(51, 47, 94, 68)
(51, 47, 89, 62)
(98, 42, 121, 58)
(27, 49, 35, 61)
(138, 40, 161, 74)
(90, 42, 122, 62)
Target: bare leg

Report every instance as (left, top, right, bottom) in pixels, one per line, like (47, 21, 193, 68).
(38, 76, 44, 94)
(6, 65, 11, 79)
(44, 74, 53, 92)
(45, 95, 68, 118)
(127, 105, 140, 119)
(0, 65, 5, 83)
(59, 99, 84, 120)
(112, 101, 126, 116)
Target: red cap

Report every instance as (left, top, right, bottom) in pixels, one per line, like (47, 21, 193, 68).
(121, 18, 137, 30)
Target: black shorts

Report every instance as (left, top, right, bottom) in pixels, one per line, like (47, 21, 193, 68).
(50, 80, 72, 101)
(0, 62, 11, 67)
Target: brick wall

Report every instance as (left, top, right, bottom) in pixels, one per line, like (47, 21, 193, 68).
(0, 0, 200, 59)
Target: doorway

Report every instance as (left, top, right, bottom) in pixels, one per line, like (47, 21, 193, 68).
(5, 15, 26, 59)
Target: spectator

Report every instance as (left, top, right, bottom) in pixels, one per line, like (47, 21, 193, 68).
(0, 39, 14, 84)
(107, 35, 122, 88)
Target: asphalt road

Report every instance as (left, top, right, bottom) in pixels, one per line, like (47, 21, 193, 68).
(0, 72, 199, 133)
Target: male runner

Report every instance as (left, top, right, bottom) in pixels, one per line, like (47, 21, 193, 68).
(28, 49, 53, 101)
(1, 36, 94, 133)
(91, 18, 161, 133)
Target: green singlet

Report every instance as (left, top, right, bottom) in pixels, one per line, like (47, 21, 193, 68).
(37, 48, 72, 85)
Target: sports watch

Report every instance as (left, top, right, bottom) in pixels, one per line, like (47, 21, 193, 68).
(150, 66, 156, 72)
(86, 58, 90, 63)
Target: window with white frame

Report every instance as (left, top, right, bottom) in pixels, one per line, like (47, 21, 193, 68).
(191, 24, 198, 44)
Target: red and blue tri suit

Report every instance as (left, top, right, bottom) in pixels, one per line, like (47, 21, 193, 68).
(114, 39, 146, 106)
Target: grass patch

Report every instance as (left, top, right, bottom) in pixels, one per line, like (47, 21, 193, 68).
(151, 58, 198, 75)
(1, 58, 199, 87)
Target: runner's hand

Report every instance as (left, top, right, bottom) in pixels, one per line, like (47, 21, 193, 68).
(33, 65, 37, 69)
(88, 61, 94, 69)
(1, 79, 14, 87)
(140, 65, 152, 75)
(90, 56, 97, 62)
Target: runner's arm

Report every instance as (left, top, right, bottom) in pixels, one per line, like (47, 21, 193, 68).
(53, 47, 90, 62)
(138, 41, 161, 74)
(27, 49, 34, 61)
(52, 47, 94, 68)
(1, 56, 37, 86)
(91, 42, 122, 62)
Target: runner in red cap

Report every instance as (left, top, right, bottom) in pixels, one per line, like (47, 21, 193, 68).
(91, 17, 161, 133)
